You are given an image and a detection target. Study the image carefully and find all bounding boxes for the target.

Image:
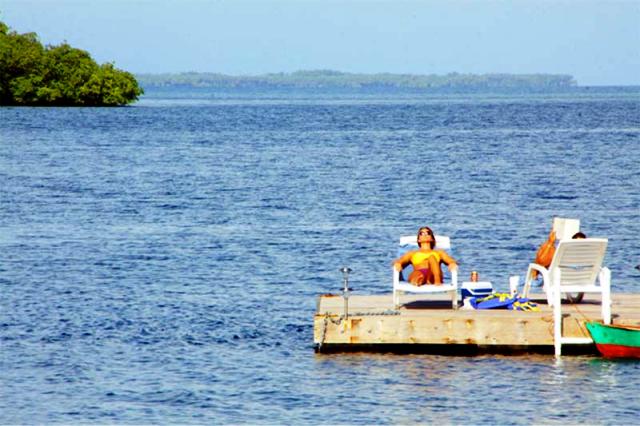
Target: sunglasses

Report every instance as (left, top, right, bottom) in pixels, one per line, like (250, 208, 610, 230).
(419, 230, 432, 235)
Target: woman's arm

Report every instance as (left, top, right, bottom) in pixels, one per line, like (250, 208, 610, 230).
(439, 250, 458, 271)
(535, 230, 556, 269)
(392, 251, 414, 271)
(531, 230, 556, 278)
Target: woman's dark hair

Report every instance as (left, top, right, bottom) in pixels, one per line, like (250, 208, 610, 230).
(417, 226, 436, 249)
(572, 232, 587, 239)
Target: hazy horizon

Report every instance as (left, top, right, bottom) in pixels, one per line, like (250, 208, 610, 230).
(134, 70, 633, 89)
(1, 0, 639, 86)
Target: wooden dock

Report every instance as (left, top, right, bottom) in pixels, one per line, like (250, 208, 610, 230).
(314, 293, 640, 355)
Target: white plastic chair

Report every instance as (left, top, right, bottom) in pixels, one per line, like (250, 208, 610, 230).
(519, 238, 611, 356)
(393, 235, 458, 309)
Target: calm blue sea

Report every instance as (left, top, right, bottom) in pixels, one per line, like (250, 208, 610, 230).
(1, 88, 640, 424)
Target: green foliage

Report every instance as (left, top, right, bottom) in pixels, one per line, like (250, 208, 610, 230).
(0, 21, 142, 106)
(137, 69, 577, 91)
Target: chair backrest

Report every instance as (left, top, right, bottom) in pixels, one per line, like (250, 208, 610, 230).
(549, 238, 608, 288)
(399, 235, 451, 250)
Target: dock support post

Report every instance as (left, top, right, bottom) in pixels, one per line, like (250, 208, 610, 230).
(340, 267, 352, 320)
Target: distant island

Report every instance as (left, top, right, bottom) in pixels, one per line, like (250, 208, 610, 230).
(136, 70, 577, 92)
(0, 21, 142, 106)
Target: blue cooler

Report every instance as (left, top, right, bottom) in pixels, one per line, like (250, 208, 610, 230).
(461, 281, 493, 302)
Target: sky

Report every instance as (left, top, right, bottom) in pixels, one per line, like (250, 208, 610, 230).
(1, 0, 639, 86)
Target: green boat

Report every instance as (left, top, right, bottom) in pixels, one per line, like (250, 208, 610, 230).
(586, 322, 640, 359)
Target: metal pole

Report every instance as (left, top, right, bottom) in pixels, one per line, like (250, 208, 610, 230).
(340, 267, 352, 319)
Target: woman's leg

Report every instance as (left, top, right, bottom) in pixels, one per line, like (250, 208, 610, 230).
(408, 269, 427, 286)
(426, 256, 443, 284)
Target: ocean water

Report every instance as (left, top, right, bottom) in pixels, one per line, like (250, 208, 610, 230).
(1, 88, 639, 424)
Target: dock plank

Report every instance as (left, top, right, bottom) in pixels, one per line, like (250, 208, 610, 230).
(314, 293, 640, 353)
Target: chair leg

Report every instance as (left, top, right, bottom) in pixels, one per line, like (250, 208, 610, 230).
(451, 291, 458, 310)
(554, 288, 563, 357)
(601, 268, 612, 325)
(553, 269, 563, 357)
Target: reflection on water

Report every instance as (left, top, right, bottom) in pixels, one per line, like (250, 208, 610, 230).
(312, 353, 640, 424)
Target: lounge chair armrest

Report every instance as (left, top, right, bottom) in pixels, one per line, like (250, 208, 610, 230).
(393, 266, 400, 286)
(450, 268, 458, 287)
(522, 263, 550, 297)
(526, 263, 548, 277)
(599, 266, 611, 286)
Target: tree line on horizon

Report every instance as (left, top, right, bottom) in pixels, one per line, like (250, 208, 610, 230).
(0, 21, 142, 106)
(137, 69, 577, 91)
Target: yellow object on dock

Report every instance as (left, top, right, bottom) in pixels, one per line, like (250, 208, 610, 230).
(314, 293, 640, 355)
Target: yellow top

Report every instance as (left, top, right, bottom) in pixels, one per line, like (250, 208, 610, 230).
(410, 250, 441, 267)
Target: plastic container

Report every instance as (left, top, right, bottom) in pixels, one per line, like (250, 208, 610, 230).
(460, 281, 493, 301)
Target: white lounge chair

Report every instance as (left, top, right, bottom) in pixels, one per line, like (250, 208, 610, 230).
(393, 235, 458, 309)
(519, 238, 611, 356)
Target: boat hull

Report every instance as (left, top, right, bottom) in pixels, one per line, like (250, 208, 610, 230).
(586, 322, 640, 359)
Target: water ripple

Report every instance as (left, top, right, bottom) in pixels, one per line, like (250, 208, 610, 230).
(1, 90, 639, 423)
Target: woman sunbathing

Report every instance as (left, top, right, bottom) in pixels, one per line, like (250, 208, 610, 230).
(393, 226, 458, 285)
